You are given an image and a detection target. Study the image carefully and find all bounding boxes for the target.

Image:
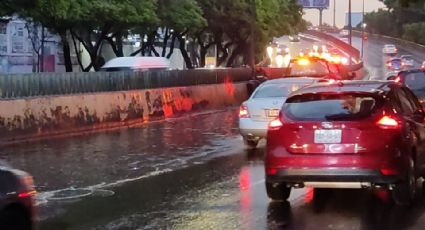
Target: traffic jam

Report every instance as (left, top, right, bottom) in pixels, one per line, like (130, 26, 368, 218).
(240, 40, 425, 207)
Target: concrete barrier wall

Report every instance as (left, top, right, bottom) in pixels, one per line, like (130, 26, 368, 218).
(0, 82, 248, 145)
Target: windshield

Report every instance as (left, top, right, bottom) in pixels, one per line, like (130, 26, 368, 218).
(391, 59, 402, 68)
(288, 60, 330, 77)
(253, 83, 305, 98)
(284, 93, 379, 121)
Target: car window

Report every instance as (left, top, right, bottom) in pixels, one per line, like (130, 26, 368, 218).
(403, 88, 421, 111)
(253, 84, 303, 98)
(404, 72, 425, 91)
(283, 93, 380, 121)
(391, 59, 401, 68)
(396, 89, 415, 115)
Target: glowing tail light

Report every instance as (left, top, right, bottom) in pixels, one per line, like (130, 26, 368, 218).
(269, 117, 283, 129)
(394, 76, 401, 83)
(239, 104, 250, 118)
(297, 58, 310, 66)
(377, 116, 399, 129)
(18, 190, 37, 198)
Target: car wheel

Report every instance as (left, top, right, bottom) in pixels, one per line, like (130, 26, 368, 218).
(266, 181, 291, 201)
(243, 138, 259, 149)
(0, 205, 31, 230)
(392, 157, 417, 206)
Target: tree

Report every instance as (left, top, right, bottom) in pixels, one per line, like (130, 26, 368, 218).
(70, 0, 157, 71)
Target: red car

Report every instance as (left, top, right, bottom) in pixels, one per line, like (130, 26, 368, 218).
(266, 80, 425, 205)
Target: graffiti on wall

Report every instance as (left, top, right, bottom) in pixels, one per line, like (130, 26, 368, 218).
(0, 86, 216, 138)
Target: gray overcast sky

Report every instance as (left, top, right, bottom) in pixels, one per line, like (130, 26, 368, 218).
(303, 0, 386, 28)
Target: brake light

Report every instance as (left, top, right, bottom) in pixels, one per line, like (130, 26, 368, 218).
(380, 168, 398, 176)
(377, 116, 399, 129)
(269, 117, 283, 129)
(18, 190, 37, 198)
(394, 76, 401, 83)
(239, 104, 250, 118)
(297, 58, 310, 66)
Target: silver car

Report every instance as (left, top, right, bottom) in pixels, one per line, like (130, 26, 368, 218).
(239, 77, 318, 148)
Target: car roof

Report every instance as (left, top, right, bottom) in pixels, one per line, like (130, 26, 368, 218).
(398, 69, 424, 76)
(288, 80, 397, 97)
(101, 57, 171, 69)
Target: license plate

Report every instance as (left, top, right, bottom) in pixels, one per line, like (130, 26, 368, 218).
(314, 130, 342, 144)
(266, 109, 280, 118)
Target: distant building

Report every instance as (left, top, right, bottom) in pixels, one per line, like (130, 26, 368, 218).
(0, 17, 81, 74)
(0, 17, 185, 73)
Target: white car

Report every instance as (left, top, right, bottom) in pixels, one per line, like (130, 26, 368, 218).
(239, 77, 318, 148)
(401, 55, 415, 67)
(339, 29, 349, 37)
(383, 44, 398, 55)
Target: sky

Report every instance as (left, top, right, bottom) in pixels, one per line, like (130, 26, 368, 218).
(303, 0, 386, 28)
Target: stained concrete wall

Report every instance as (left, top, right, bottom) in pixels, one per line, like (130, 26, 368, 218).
(0, 82, 248, 145)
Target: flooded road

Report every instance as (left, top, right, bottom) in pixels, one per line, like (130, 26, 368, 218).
(2, 108, 425, 229)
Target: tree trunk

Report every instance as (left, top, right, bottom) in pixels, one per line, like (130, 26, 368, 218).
(199, 48, 207, 67)
(217, 42, 233, 66)
(116, 32, 124, 57)
(60, 32, 73, 72)
(166, 34, 177, 58)
(162, 28, 169, 57)
(178, 36, 193, 69)
(40, 26, 45, 72)
(226, 43, 245, 67)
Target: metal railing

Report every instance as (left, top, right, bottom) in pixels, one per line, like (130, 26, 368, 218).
(0, 68, 252, 99)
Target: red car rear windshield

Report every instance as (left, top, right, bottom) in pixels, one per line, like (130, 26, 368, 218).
(283, 93, 381, 121)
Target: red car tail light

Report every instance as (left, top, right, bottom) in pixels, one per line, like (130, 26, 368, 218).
(380, 168, 399, 176)
(269, 117, 283, 130)
(376, 116, 400, 129)
(18, 190, 37, 198)
(266, 168, 278, 175)
(239, 104, 250, 118)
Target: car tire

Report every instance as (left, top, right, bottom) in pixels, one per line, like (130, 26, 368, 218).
(266, 181, 291, 201)
(392, 157, 417, 206)
(0, 205, 31, 230)
(243, 138, 259, 149)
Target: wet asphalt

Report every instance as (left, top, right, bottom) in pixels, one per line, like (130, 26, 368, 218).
(2, 36, 425, 229)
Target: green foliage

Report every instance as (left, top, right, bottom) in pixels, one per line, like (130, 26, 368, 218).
(5, 0, 303, 69)
(158, 0, 206, 31)
(366, 0, 425, 45)
(402, 22, 425, 44)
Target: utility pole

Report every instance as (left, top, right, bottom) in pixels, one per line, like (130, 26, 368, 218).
(319, 8, 323, 29)
(361, 0, 365, 58)
(249, 0, 256, 76)
(348, 0, 352, 46)
(333, 0, 336, 28)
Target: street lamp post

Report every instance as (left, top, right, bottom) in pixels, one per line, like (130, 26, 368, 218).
(361, 23, 367, 58)
(249, 0, 256, 76)
(361, 0, 365, 59)
(333, 0, 336, 28)
(348, 0, 352, 46)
